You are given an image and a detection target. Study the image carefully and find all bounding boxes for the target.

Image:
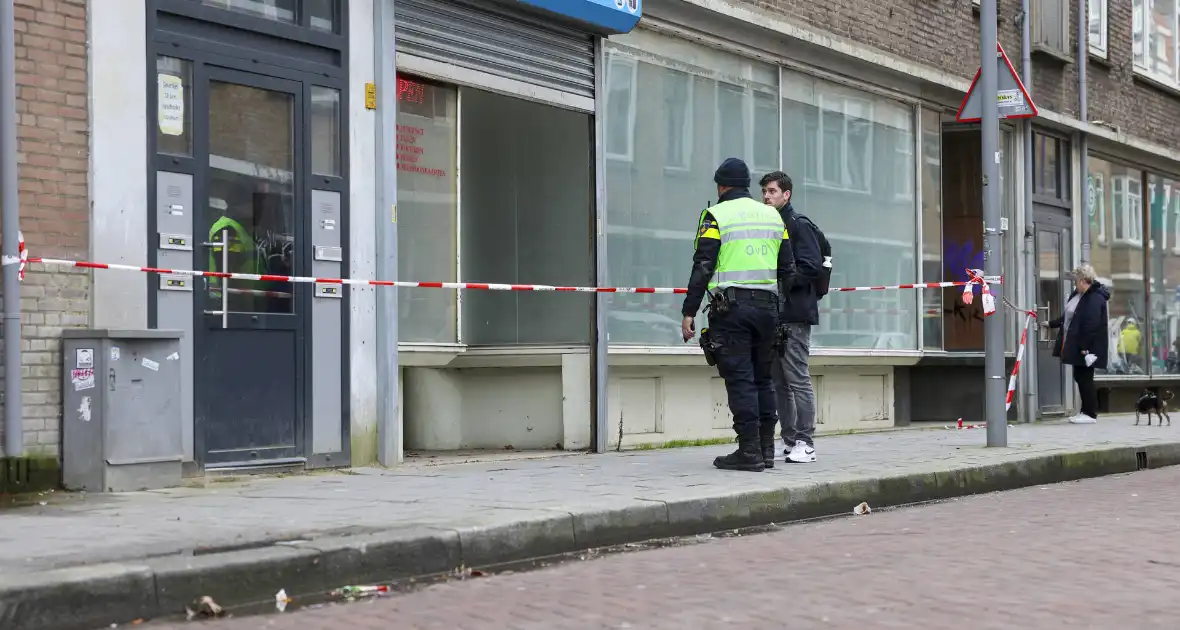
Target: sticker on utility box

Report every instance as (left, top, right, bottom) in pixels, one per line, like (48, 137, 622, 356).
(71, 368, 95, 391)
(76, 348, 93, 369)
(142, 357, 160, 371)
(110, 346, 120, 361)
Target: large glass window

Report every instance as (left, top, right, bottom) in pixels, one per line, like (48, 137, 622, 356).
(459, 88, 593, 346)
(1148, 173, 1180, 374)
(921, 109, 943, 349)
(396, 75, 458, 343)
(1133, 0, 1180, 87)
(1088, 156, 1147, 376)
(602, 29, 779, 346)
(781, 72, 917, 350)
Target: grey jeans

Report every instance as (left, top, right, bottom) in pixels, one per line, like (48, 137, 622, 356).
(773, 322, 816, 447)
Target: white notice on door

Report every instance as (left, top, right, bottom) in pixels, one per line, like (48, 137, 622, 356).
(142, 357, 160, 371)
(158, 74, 185, 136)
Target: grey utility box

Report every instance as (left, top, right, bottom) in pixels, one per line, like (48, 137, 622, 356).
(61, 329, 184, 492)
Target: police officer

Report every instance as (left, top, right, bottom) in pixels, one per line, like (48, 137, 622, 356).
(681, 158, 795, 472)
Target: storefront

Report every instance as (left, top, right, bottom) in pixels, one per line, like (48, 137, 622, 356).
(393, 0, 639, 452)
(597, 6, 1029, 440)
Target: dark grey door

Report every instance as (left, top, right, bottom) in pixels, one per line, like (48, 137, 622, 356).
(1035, 213, 1071, 415)
(195, 66, 306, 466)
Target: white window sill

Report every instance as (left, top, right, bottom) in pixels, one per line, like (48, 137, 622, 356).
(1132, 67, 1180, 97)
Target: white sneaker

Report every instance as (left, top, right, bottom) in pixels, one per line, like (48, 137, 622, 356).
(786, 442, 816, 463)
(1068, 414, 1097, 424)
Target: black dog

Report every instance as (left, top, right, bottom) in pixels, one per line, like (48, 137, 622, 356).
(1135, 390, 1173, 426)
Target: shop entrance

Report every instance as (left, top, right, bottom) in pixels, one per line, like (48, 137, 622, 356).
(1034, 209, 1072, 414)
(196, 67, 307, 466)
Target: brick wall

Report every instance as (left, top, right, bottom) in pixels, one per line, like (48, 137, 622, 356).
(0, 0, 91, 457)
(745, 0, 1180, 148)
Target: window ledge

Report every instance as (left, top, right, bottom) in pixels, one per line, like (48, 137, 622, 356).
(1032, 44, 1075, 65)
(1132, 69, 1180, 99)
(1089, 51, 1112, 69)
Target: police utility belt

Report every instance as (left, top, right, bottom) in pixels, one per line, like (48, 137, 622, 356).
(707, 287, 779, 317)
(698, 287, 780, 367)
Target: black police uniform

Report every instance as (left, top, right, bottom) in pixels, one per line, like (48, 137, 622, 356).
(682, 158, 796, 471)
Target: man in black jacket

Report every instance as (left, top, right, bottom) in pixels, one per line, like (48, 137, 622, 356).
(760, 171, 820, 464)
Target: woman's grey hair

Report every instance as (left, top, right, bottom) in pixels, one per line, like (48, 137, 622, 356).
(1071, 264, 1097, 283)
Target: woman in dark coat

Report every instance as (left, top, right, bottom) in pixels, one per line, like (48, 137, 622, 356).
(1043, 264, 1110, 424)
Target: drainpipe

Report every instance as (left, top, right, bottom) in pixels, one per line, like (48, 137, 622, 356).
(0, 0, 23, 458)
(1020, 0, 1038, 423)
(1078, 0, 1090, 265)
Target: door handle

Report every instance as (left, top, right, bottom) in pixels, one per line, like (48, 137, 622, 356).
(1036, 305, 1052, 342)
(200, 229, 230, 330)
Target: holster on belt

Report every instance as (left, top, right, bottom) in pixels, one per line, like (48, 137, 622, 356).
(699, 327, 719, 367)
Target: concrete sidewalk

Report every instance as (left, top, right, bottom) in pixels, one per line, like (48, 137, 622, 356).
(4, 419, 1180, 630)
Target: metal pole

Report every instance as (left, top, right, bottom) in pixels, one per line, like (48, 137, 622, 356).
(220, 229, 228, 330)
(1020, 0, 1039, 422)
(980, 0, 1007, 447)
(1, 0, 23, 458)
(1077, 0, 1090, 265)
(375, 0, 401, 466)
(592, 38, 609, 454)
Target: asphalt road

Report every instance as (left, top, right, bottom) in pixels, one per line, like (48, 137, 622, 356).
(149, 467, 1180, 629)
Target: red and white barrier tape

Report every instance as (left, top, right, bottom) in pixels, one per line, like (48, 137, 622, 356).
(1005, 312, 1035, 411)
(26, 257, 1002, 295)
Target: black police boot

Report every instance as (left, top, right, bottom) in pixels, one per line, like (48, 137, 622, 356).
(759, 422, 777, 469)
(713, 437, 765, 472)
(760, 437, 776, 469)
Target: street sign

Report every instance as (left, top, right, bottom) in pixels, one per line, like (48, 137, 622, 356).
(956, 44, 1037, 122)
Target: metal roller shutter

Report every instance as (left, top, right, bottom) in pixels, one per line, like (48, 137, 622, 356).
(394, 0, 596, 99)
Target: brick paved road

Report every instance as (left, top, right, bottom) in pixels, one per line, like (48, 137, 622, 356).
(148, 466, 1180, 630)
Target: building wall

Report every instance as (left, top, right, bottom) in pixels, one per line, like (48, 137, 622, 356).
(0, 0, 91, 456)
(742, 0, 1180, 150)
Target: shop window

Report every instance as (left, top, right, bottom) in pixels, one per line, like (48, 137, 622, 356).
(156, 57, 193, 157)
(1134, 0, 1180, 87)
(310, 86, 340, 177)
(920, 109, 943, 350)
(602, 28, 779, 346)
(1148, 174, 1180, 374)
(938, 126, 1017, 352)
(1088, 156, 1147, 376)
(396, 75, 458, 343)
(782, 71, 917, 350)
(459, 88, 593, 345)
(1089, 0, 1109, 58)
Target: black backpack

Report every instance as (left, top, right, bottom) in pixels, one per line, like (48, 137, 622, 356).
(790, 213, 833, 299)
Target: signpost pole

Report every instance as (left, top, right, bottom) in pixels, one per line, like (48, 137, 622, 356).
(0, 0, 23, 458)
(980, 0, 1007, 447)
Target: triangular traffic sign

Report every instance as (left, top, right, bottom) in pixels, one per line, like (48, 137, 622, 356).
(956, 43, 1037, 122)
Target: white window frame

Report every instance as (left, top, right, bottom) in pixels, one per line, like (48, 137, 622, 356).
(604, 54, 638, 163)
(810, 93, 873, 194)
(711, 83, 780, 176)
(1134, 0, 1180, 88)
(661, 69, 694, 172)
(1112, 174, 1145, 246)
(1089, 0, 1109, 58)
